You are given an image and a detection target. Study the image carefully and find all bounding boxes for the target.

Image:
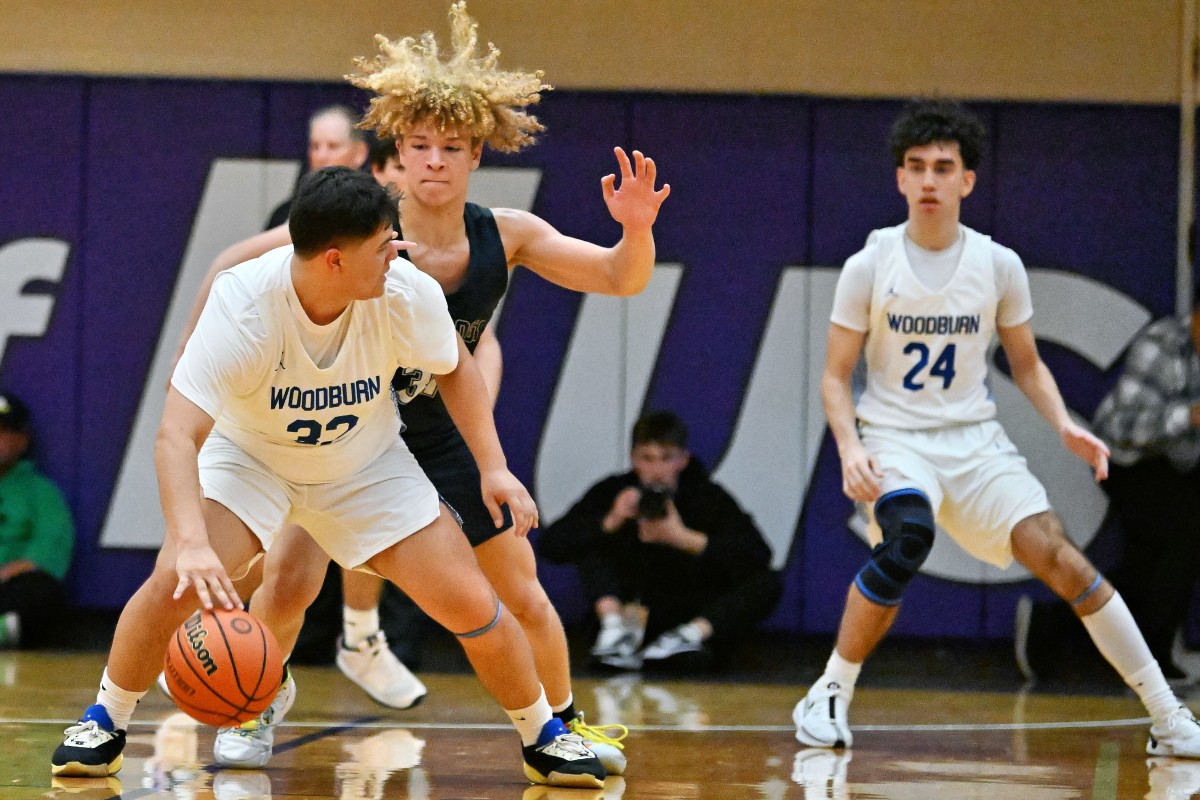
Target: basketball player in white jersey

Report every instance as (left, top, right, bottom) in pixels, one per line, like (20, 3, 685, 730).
(794, 100, 1200, 759)
(166, 4, 665, 775)
(52, 167, 605, 788)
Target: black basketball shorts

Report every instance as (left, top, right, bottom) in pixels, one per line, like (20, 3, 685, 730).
(410, 436, 513, 547)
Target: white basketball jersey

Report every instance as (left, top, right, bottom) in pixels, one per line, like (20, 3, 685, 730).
(174, 246, 458, 484)
(856, 224, 999, 429)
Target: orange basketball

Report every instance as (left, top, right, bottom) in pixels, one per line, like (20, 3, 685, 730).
(163, 608, 284, 727)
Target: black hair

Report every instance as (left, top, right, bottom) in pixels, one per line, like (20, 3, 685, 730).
(369, 135, 400, 171)
(631, 410, 688, 449)
(310, 105, 370, 144)
(289, 167, 399, 257)
(889, 100, 986, 170)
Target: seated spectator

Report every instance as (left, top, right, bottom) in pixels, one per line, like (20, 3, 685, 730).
(539, 410, 781, 671)
(0, 391, 74, 648)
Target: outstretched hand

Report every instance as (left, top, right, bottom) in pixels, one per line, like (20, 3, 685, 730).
(601, 147, 670, 229)
(1061, 422, 1110, 481)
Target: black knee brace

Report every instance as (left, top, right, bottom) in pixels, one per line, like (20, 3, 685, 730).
(854, 490, 935, 607)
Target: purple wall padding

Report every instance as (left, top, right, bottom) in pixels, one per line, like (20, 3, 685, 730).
(0, 75, 1190, 640)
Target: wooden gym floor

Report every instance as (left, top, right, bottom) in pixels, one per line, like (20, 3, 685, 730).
(4, 651, 1200, 799)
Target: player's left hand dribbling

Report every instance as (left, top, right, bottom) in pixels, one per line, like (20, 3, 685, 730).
(173, 542, 243, 611)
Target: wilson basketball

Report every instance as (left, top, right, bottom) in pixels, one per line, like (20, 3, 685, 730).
(163, 608, 284, 727)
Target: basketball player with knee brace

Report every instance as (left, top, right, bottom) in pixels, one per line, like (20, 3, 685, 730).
(794, 100, 1200, 759)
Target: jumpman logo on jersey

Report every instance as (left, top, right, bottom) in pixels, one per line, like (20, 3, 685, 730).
(885, 286, 898, 299)
(275, 344, 286, 372)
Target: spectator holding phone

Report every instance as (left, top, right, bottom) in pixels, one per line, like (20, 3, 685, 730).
(538, 411, 781, 671)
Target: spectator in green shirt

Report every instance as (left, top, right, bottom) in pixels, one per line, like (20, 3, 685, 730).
(0, 392, 75, 648)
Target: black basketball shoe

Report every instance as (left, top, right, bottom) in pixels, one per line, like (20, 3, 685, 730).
(51, 704, 127, 777)
(521, 718, 606, 788)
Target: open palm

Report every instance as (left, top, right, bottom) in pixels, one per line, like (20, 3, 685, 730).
(602, 147, 671, 228)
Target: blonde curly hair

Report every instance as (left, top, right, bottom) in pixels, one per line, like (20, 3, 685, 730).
(348, 2, 551, 153)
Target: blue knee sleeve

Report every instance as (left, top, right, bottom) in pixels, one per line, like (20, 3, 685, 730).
(854, 490, 935, 607)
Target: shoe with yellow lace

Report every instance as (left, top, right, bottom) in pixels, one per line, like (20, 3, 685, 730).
(213, 672, 296, 768)
(566, 712, 627, 775)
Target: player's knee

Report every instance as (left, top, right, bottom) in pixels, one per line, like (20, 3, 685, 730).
(1026, 512, 1080, 568)
(1046, 542, 1093, 589)
(854, 491, 935, 607)
(263, 560, 326, 606)
(255, 578, 315, 620)
(500, 580, 555, 627)
(146, 561, 189, 602)
(1026, 510, 1065, 542)
(453, 598, 505, 640)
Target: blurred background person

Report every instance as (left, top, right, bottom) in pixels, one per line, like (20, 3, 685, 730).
(539, 410, 781, 672)
(1090, 285, 1200, 679)
(0, 391, 75, 648)
(265, 105, 370, 229)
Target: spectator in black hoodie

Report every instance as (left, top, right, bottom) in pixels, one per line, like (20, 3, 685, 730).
(539, 410, 781, 671)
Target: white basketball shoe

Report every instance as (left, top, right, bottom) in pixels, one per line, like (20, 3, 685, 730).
(1147, 706, 1200, 759)
(335, 631, 427, 709)
(793, 680, 853, 749)
(213, 673, 296, 768)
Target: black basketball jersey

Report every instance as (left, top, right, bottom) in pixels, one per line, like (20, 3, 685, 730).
(391, 203, 509, 444)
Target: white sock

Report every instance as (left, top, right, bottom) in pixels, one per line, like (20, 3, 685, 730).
(1080, 592, 1154, 677)
(551, 692, 574, 715)
(675, 621, 705, 644)
(1127, 662, 1180, 723)
(97, 669, 147, 731)
(600, 612, 624, 630)
(1080, 592, 1178, 721)
(0, 611, 19, 645)
(821, 650, 863, 694)
(343, 605, 380, 648)
(506, 686, 553, 746)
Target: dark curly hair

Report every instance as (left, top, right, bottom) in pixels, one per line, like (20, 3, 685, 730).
(889, 100, 986, 170)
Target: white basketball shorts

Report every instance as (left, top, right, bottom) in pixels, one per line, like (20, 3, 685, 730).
(859, 419, 1050, 568)
(197, 432, 441, 570)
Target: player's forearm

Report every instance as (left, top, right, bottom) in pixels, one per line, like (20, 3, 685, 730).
(604, 227, 656, 296)
(437, 353, 508, 473)
(822, 373, 862, 451)
(1012, 361, 1072, 431)
(154, 427, 210, 548)
(473, 329, 504, 407)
